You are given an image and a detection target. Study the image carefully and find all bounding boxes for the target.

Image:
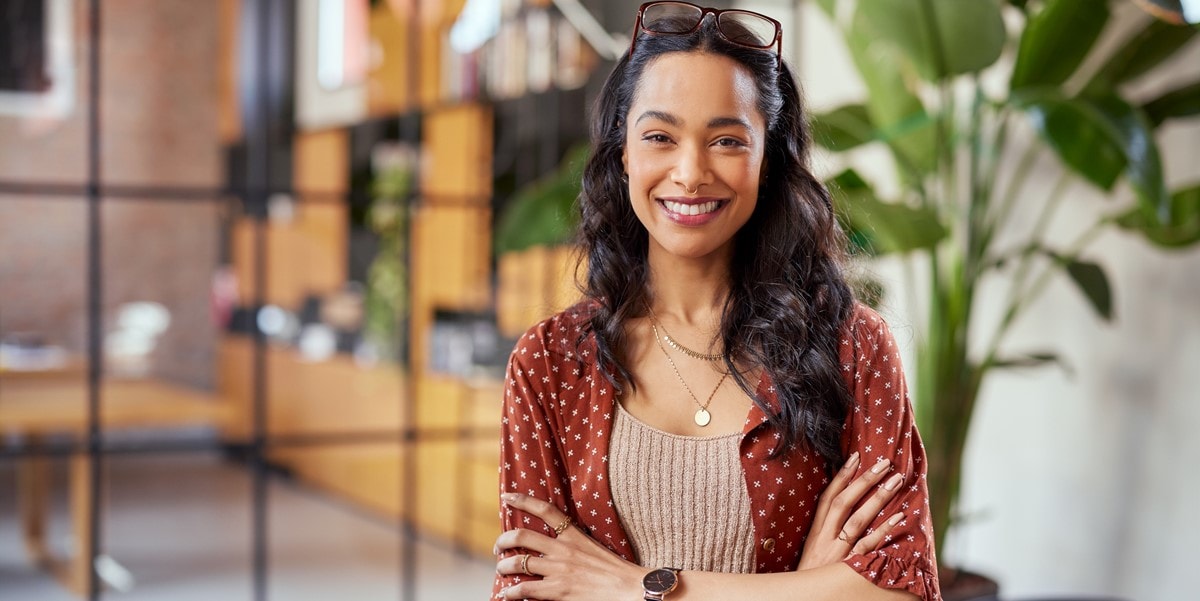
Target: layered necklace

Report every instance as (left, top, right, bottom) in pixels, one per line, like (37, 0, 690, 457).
(647, 313, 726, 427)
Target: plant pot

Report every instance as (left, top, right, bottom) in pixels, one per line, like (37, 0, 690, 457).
(939, 566, 1000, 601)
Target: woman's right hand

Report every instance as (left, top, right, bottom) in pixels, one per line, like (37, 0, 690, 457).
(796, 451, 906, 570)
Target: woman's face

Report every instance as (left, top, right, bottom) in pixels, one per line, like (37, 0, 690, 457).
(622, 51, 767, 262)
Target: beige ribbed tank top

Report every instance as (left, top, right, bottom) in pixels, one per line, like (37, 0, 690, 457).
(609, 401, 756, 573)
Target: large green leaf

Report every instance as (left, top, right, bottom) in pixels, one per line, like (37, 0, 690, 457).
(845, 10, 937, 175)
(857, 0, 1007, 81)
(1085, 17, 1197, 91)
(811, 104, 874, 152)
(1089, 95, 1170, 221)
(1016, 91, 1124, 190)
(1011, 0, 1110, 90)
(1143, 80, 1200, 126)
(1063, 258, 1114, 321)
(1016, 91, 1169, 220)
(1116, 183, 1200, 248)
(828, 169, 947, 255)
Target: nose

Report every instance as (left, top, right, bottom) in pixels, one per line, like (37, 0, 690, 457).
(670, 144, 710, 194)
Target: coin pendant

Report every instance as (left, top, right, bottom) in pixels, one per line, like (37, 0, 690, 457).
(694, 408, 712, 427)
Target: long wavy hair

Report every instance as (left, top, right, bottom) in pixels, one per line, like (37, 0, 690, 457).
(577, 15, 855, 465)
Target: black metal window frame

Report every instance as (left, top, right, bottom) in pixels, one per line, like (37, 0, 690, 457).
(0, 1, 442, 599)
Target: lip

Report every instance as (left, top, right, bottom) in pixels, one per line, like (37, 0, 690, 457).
(656, 196, 728, 226)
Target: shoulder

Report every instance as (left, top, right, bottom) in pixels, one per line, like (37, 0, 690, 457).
(509, 299, 600, 370)
(838, 302, 903, 374)
(841, 300, 891, 347)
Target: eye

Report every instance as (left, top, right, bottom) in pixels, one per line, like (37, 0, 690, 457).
(641, 133, 673, 145)
(714, 137, 747, 149)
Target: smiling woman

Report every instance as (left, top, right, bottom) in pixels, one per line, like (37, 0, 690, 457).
(491, 2, 941, 601)
(622, 52, 764, 259)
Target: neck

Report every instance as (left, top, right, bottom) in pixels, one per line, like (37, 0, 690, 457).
(644, 243, 732, 328)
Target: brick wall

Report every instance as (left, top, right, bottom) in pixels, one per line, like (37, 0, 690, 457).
(0, 0, 222, 388)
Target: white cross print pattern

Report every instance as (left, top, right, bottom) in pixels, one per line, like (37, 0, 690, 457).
(493, 301, 941, 601)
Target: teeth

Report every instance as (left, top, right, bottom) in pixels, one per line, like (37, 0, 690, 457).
(664, 200, 720, 216)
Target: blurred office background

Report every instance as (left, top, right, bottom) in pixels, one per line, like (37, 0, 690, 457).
(0, 1, 1196, 600)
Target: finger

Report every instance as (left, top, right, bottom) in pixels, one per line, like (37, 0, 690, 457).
(818, 458, 892, 539)
(501, 581, 533, 600)
(501, 492, 573, 536)
(495, 527, 556, 557)
(810, 451, 860, 528)
(850, 511, 904, 556)
(840, 471, 905, 541)
(496, 553, 544, 577)
(502, 580, 555, 600)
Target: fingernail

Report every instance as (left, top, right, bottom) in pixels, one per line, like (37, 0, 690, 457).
(888, 512, 904, 525)
(844, 452, 859, 470)
(871, 459, 890, 474)
(492, 545, 499, 555)
(501, 492, 518, 503)
(884, 474, 903, 490)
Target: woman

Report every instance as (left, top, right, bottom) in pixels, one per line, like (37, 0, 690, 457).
(492, 3, 939, 600)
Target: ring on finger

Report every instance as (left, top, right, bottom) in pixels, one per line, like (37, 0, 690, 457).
(837, 530, 850, 543)
(520, 553, 533, 576)
(553, 518, 571, 536)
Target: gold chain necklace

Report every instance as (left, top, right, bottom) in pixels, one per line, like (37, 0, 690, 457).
(646, 308, 722, 362)
(650, 322, 727, 427)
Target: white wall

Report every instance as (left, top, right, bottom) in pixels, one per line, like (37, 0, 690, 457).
(795, 2, 1200, 599)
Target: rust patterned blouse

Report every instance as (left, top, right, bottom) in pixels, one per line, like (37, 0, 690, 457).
(493, 301, 940, 601)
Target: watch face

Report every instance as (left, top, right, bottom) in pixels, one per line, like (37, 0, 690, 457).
(642, 568, 678, 594)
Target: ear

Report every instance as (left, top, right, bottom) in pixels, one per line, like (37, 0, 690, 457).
(621, 146, 629, 176)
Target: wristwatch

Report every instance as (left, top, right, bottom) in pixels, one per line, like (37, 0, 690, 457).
(642, 567, 681, 600)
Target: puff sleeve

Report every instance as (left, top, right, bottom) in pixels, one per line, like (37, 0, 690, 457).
(839, 307, 941, 601)
(491, 327, 572, 600)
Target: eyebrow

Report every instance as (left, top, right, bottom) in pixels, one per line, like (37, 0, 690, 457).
(634, 110, 680, 127)
(633, 110, 752, 131)
(706, 116, 752, 130)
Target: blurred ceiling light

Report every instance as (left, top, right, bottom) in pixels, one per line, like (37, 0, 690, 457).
(317, 0, 369, 90)
(448, 0, 627, 60)
(450, 0, 501, 54)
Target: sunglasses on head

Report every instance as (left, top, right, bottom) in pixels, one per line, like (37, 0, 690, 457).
(629, 1, 783, 67)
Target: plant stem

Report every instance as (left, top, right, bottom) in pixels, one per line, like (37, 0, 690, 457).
(980, 173, 1074, 371)
(966, 79, 988, 283)
(990, 141, 1040, 245)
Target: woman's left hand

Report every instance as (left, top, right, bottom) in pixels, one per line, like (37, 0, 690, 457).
(494, 492, 644, 601)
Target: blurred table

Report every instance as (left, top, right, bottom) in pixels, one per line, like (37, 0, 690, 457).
(0, 377, 231, 596)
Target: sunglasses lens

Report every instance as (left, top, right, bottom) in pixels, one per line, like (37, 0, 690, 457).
(641, 2, 704, 34)
(717, 11, 777, 49)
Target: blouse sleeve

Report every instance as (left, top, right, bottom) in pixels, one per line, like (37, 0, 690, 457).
(491, 327, 573, 600)
(840, 308, 941, 601)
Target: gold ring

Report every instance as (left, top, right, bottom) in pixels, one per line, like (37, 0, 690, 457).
(520, 553, 532, 576)
(553, 518, 571, 536)
(837, 530, 850, 543)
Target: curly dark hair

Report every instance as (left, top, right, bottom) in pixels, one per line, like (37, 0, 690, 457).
(576, 14, 855, 466)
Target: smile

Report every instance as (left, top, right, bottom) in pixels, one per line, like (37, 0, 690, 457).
(656, 197, 728, 225)
(662, 199, 722, 215)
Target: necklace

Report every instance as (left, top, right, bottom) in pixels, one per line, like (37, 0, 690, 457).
(646, 309, 723, 362)
(650, 322, 727, 427)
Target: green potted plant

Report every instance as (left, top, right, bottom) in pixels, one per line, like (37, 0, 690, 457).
(809, 0, 1199, 592)
(494, 144, 589, 255)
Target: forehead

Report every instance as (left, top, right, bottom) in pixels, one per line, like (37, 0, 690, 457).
(630, 52, 764, 128)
